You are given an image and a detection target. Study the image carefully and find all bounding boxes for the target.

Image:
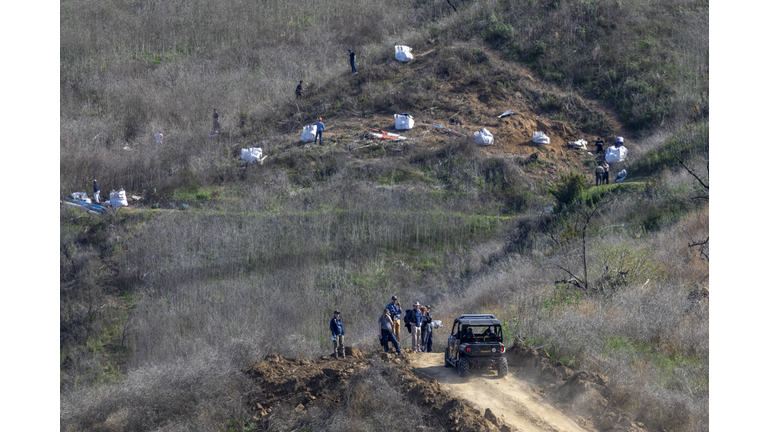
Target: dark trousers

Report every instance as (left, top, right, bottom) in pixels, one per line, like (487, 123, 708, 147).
(333, 335, 344, 358)
(421, 326, 433, 352)
(596, 144, 603, 154)
(315, 130, 323, 145)
(350, 61, 357, 73)
(381, 329, 401, 353)
(596, 174, 601, 186)
(603, 172, 610, 184)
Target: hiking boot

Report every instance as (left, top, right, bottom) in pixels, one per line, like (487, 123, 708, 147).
(334, 352, 338, 360)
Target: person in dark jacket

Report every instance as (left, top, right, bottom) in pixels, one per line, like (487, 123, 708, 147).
(348, 48, 357, 74)
(93, 180, 101, 204)
(295, 81, 303, 99)
(408, 302, 423, 352)
(420, 305, 433, 352)
(212, 109, 220, 132)
(379, 309, 402, 354)
(601, 161, 610, 184)
(313, 118, 325, 146)
(386, 296, 402, 342)
(595, 138, 604, 154)
(330, 310, 345, 359)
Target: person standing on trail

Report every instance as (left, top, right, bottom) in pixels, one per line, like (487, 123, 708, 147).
(386, 296, 403, 343)
(212, 109, 220, 132)
(595, 164, 605, 186)
(595, 137, 604, 154)
(330, 310, 346, 359)
(296, 80, 304, 99)
(601, 161, 610, 184)
(408, 301, 423, 352)
(348, 48, 357, 74)
(420, 305, 433, 352)
(93, 180, 101, 204)
(313, 117, 325, 146)
(155, 131, 163, 144)
(379, 309, 402, 354)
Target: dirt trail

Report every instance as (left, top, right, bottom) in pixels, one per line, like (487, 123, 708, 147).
(411, 353, 591, 432)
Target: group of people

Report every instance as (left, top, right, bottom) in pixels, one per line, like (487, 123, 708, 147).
(328, 295, 435, 359)
(593, 136, 625, 186)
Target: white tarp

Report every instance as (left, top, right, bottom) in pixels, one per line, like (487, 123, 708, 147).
(241, 147, 263, 163)
(605, 145, 628, 163)
(395, 113, 414, 130)
(473, 128, 494, 146)
(615, 169, 628, 183)
(532, 131, 550, 144)
(568, 139, 588, 150)
(301, 124, 317, 143)
(395, 45, 414, 62)
(110, 189, 128, 207)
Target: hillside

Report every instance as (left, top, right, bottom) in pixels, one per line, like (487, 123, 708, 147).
(60, 1, 708, 431)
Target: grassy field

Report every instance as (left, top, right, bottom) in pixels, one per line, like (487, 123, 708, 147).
(60, 1, 708, 431)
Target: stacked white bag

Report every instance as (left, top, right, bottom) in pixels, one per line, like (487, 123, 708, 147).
(240, 147, 263, 163)
(605, 145, 628, 163)
(300, 124, 317, 143)
(532, 131, 550, 144)
(110, 189, 129, 207)
(395, 45, 414, 62)
(473, 128, 494, 146)
(394, 113, 414, 130)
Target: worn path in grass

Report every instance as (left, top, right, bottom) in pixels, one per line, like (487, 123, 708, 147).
(411, 352, 590, 432)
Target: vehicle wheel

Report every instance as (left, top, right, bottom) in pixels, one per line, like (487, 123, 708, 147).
(444, 348, 451, 367)
(498, 357, 508, 378)
(458, 357, 471, 378)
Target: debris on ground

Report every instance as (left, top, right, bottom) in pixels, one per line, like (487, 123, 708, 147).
(615, 169, 627, 183)
(532, 131, 550, 145)
(241, 147, 264, 164)
(497, 110, 516, 118)
(110, 189, 129, 207)
(395, 45, 414, 62)
(473, 128, 494, 146)
(567, 139, 588, 150)
(364, 129, 408, 141)
(432, 123, 467, 137)
(301, 124, 317, 143)
(395, 113, 415, 130)
(605, 145, 628, 163)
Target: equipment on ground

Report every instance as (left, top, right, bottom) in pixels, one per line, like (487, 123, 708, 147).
(395, 45, 414, 62)
(605, 145, 628, 163)
(395, 113, 414, 130)
(444, 314, 508, 378)
(532, 131, 550, 145)
(473, 128, 494, 146)
(432, 123, 467, 138)
(301, 124, 317, 143)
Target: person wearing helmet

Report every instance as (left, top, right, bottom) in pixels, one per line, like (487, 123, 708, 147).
(313, 117, 325, 146)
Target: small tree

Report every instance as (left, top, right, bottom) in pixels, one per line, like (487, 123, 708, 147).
(548, 172, 587, 213)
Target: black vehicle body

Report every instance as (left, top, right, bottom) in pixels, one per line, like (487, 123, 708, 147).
(444, 314, 508, 377)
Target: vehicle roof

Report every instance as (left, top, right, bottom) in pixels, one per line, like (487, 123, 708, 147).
(454, 314, 501, 326)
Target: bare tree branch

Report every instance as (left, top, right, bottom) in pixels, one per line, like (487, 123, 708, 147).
(675, 155, 708, 190)
(446, 0, 458, 13)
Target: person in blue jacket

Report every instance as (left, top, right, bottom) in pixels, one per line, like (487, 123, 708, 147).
(314, 117, 325, 146)
(386, 296, 402, 342)
(407, 301, 423, 352)
(330, 309, 345, 359)
(93, 180, 101, 203)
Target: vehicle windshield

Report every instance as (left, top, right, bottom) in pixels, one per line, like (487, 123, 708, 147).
(460, 325, 502, 342)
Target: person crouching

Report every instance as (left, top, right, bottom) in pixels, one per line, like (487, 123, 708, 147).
(379, 309, 402, 354)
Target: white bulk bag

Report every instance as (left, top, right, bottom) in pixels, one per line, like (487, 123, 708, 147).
(110, 189, 128, 207)
(240, 147, 263, 163)
(69, 192, 91, 203)
(473, 128, 494, 146)
(532, 131, 550, 144)
(395, 45, 414, 62)
(394, 113, 414, 130)
(300, 124, 317, 143)
(605, 145, 628, 163)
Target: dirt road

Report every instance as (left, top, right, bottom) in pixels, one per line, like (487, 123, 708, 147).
(410, 353, 593, 432)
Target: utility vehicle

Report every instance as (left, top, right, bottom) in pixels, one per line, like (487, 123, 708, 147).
(444, 314, 507, 378)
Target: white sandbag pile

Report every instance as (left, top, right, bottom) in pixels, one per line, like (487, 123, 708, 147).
(110, 189, 129, 207)
(532, 131, 550, 145)
(605, 145, 628, 163)
(395, 45, 414, 62)
(473, 128, 494, 146)
(241, 147, 263, 164)
(394, 113, 414, 130)
(300, 124, 317, 143)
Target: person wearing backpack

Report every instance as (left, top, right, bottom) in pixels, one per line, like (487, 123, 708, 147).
(407, 302, 422, 352)
(329, 310, 345, 359)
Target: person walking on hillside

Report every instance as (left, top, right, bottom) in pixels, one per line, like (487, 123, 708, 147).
(330, 310, 346, 359)
(212, 109, 221, 132)
(348, 48, 357, 74)
(155, 131, 163, 144)
(296, 80, 304, 99)
(93, 180, 101, 204)
(386, 296, 403, 343)
(379, 309, 402, 354)
(595, 164, 605, 186)
(420, 305, 433, 352)
(595, 137, 604, 155)
(313, 117, 325, 146)
(407, 301, 423, 352)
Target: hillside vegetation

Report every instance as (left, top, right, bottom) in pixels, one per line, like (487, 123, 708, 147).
(60, 0, 708, 431)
